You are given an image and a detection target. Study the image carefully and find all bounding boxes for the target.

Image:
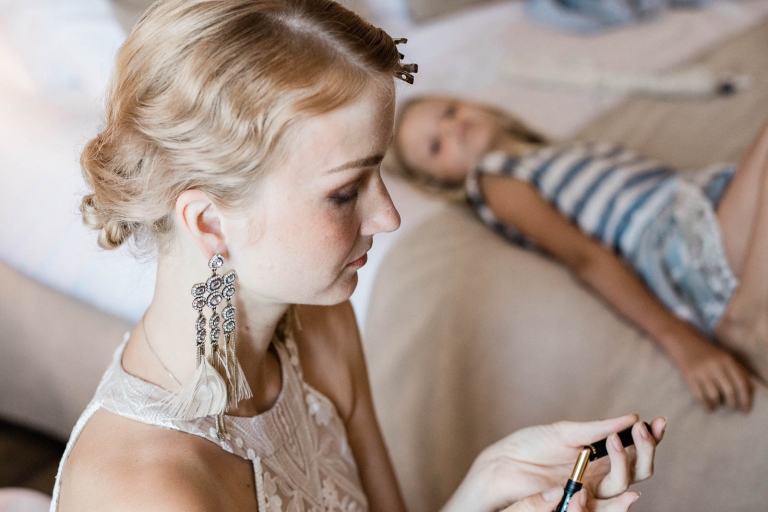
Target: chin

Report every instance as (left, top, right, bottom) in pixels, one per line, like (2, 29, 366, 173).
(308, 271, 358, 306)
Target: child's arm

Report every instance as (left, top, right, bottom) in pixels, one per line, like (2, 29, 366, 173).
(481, 174, 753, 412)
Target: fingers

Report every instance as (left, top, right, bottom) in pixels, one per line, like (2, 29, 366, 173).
(501, 487, 566, 512)
(690, 357, 754, 412)
(630, 422, 656, 482)
(725, 362, 753, 412)
(596, 420, 659, 499)
(648, 416, 667, 443)
(716, 367, 738, 410)
(596, 433, 630, 497)
(688, 379, 709, 410)
(698, 377, 721, 411)
(557, 414, 639, 446)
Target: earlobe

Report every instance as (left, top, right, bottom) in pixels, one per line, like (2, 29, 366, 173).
(175, 189, 228, 260)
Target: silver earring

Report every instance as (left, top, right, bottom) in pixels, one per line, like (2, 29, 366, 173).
(221, 268, 252, 410)
(161, 254, 228, 425)
(206, 255, 231, 437)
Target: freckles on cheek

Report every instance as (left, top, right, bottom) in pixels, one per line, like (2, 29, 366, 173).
(275, 204, 347, 266)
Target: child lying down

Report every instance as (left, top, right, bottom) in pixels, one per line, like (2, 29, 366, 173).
(390, 95, 768, 412)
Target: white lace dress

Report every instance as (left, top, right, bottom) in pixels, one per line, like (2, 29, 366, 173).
(50, 335, 369, 512)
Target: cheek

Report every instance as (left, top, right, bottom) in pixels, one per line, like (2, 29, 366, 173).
(446, 141, 471, 169)
(247, 199, 360, 301)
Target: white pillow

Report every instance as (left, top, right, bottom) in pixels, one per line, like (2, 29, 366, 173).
(363, 0, 412, 27)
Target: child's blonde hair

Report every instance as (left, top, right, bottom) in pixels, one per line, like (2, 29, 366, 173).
(81, 0, 402, 250)
(385, 96, 548, 200)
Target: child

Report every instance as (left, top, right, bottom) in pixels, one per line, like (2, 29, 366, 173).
(392, 95, 765, 412)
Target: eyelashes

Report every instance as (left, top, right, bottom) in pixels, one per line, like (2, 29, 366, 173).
(429, 104, 457, 157)
(330, 189, 359, 205)
(329, 177, 364, 205)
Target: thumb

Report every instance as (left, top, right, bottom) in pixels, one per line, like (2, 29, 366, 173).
(502, 487, 580, 512)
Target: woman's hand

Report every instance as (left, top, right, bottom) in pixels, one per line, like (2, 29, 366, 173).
(668, 329, 753, 412)
(500, 487, 638, 512)
(441, 415, 666, 512)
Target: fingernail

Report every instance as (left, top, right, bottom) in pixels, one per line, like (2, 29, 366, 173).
(542, 487, 563, 502)
(632, 493, 641, 504)
(579, 489, 587, 507)
(639, 423, 650, 440)
(611, 432, 622, 452)
(661, 417, 668, 435)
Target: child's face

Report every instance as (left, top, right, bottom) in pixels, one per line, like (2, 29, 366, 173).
(396, 97, 503, 183)
(225, 84, 400, 306)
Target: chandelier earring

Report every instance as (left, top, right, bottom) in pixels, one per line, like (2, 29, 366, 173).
(160, 254, 229, 426)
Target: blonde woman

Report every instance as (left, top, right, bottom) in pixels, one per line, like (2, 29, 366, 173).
(392, 95, 768, 414)
(52, 2, 664, 511)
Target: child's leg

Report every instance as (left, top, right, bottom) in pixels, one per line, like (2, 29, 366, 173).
(715, 118, 768, 377)
(716, 118, 768, 274)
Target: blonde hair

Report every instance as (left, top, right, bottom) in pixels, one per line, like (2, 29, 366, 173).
(385, 96, 548, 200)
(81, 0, 402, 250)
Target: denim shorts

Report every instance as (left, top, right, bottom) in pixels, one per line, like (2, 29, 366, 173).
(628, 167, 737, 336)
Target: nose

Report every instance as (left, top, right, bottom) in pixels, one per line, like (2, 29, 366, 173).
(360, 173, 401, 236)
(439, 115, 464, 143)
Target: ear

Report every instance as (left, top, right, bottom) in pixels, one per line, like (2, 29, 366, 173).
(175, 189, 228, 260)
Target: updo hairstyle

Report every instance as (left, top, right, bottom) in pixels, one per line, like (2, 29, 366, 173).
(81, 0, 402, 250)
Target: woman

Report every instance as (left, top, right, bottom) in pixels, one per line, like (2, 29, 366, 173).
(52, 1, 664, 510)
(392, 95, 767, 413)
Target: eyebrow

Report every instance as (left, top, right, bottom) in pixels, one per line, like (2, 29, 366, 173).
(325, 154, 385, 174)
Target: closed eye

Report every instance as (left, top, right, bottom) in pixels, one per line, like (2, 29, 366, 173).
(429, 138, 441, 156)
(330, 189, 359, 205)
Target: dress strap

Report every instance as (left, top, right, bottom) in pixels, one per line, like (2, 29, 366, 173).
(49, 400, 102, 511)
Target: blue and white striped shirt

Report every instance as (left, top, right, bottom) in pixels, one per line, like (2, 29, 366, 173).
(466, 142, 730, 256)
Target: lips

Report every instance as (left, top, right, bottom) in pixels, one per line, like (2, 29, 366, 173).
(348, 253, 368, 268)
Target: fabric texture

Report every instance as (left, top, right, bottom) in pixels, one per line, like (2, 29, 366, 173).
(466, 146, 737, 333)
(627, 172, 737, 334)
(51, 335, 368, 512)
(466, 142, 677, 254)
(525, 0, 712, 34)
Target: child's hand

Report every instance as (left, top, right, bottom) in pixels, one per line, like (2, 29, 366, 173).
(673, 332, 753, 412)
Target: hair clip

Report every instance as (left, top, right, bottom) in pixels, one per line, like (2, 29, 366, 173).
(394, 37, 417, 84)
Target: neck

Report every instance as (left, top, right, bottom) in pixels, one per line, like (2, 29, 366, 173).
(142, 249, 288, 402)
(494, 131, 541, 158)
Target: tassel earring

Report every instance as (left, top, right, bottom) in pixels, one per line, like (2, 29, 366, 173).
(207, 257, 232, 437)
(161, 254, 228, 423)
(221, 268, 252, 409)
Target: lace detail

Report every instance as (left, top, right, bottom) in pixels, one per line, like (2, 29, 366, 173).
(50, 335, 368, 512)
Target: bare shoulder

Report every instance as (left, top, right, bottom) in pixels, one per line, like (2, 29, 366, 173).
(293, 301, 364, 422)
(58, 409, 255, 512)
(479, 172, 543, 213)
